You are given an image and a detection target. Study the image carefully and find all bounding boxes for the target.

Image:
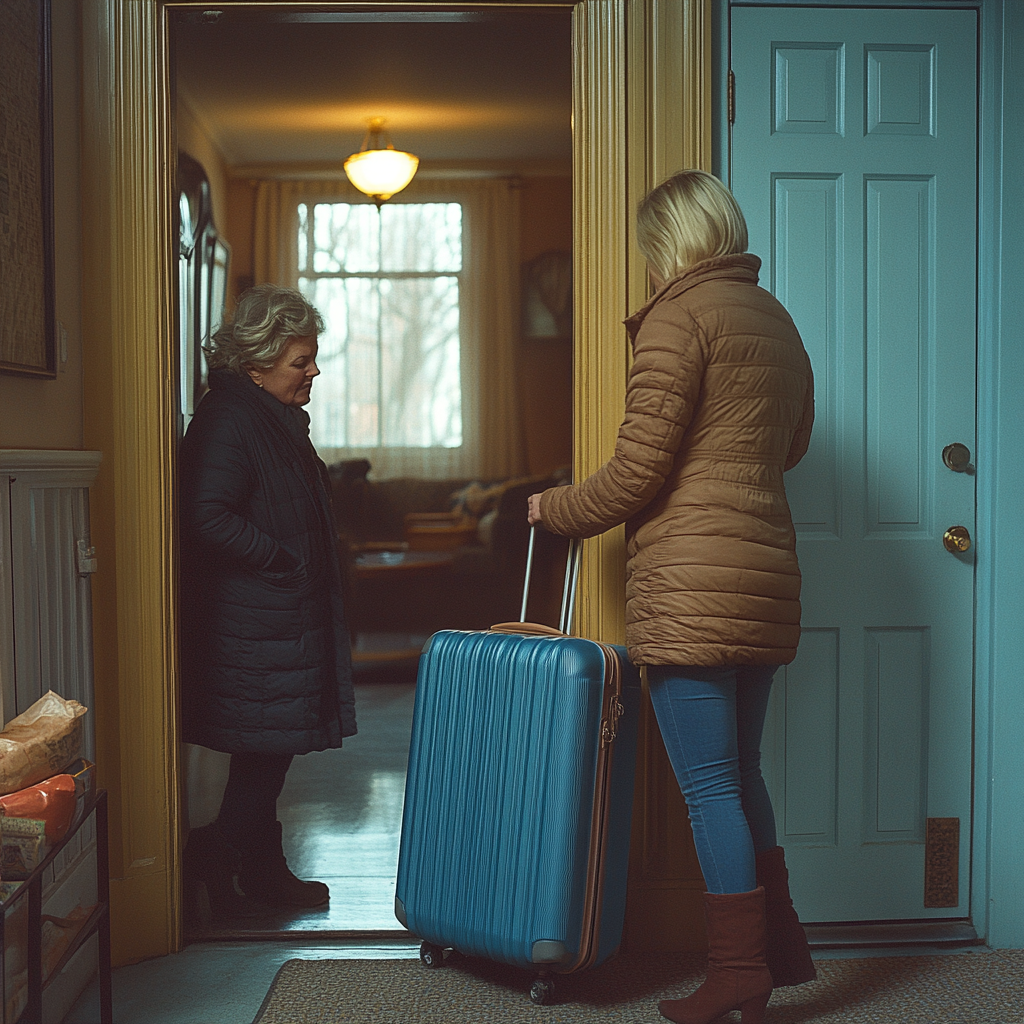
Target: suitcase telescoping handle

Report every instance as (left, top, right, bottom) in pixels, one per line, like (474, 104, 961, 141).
(520, 525, 581, 633)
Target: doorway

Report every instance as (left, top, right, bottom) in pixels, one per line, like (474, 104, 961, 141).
(171, 4, 574, 938)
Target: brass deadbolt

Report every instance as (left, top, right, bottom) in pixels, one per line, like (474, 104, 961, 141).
(943, 525, 971, 553)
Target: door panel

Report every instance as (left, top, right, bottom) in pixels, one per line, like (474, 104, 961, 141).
(731, 5, 977, 922)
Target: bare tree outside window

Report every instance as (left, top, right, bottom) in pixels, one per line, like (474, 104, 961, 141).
(298, 202, 463, 455)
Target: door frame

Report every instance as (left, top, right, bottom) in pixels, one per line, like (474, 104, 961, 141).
(80, 0, 718, 962)
(715, 0, 1024, 948)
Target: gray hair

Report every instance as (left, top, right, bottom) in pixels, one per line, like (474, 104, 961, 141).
(206, 285, 324, 374)
(636, 169, 748, 283)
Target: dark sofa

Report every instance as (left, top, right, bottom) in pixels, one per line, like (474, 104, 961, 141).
(328, 460, 571, 637)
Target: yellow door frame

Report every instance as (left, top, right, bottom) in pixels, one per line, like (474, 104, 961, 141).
(79, 0, 710, 963)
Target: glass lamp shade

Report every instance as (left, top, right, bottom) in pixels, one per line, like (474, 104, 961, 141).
(344, 148, 419, 202)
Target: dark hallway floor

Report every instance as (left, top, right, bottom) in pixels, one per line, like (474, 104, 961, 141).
(187, 668, 418, 938)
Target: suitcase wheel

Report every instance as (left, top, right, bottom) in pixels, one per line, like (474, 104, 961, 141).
(530, 976, 556, 1005)
(419, 941, 446, 969)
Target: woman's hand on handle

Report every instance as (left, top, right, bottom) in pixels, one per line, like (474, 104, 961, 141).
(527, 493, 544, 526)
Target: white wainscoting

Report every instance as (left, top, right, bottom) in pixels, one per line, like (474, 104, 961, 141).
(0, 450, 101, 755)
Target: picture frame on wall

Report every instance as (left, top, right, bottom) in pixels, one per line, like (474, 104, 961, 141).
(0, 0, 56, 378)
(194, 232, 230, 409)
(177, 150, 212, 427)
(522, 250, 572, 339)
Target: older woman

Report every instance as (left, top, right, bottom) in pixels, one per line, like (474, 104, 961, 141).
(528, 171, 815, 1024)
(180, 284, 356, 915)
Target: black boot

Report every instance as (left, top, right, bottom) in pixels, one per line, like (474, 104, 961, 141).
(756, 845, 816, 986)
(236, 821, 330, 908)
(183, 822, 251, 920)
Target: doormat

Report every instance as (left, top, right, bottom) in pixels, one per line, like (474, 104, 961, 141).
(252, 949, 1024, 1024)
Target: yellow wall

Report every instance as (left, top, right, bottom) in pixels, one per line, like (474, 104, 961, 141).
(176, 97, 231, 242)
(0, 0, 84, 450)
(518, 176, 573, 476)
(225, 176, 259, 304)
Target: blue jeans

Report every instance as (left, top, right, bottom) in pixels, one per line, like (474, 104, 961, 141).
(647, 664, 778, 895)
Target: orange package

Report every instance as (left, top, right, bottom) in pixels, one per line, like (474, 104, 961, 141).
(0, 775, 76, 842)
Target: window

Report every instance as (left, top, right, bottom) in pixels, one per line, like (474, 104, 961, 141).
(254, 175, 522, 479)
(297, 202, 464, 455)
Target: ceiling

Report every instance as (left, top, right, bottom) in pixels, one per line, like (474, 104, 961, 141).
(173, 7, 573, 171)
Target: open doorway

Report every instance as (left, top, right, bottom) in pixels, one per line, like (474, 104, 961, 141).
(172, 5, 573, 938)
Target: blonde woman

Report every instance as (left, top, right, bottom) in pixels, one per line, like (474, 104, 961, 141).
(528, 170, 815, 1024)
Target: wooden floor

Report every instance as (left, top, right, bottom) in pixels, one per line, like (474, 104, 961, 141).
(187, 664, 419, 939)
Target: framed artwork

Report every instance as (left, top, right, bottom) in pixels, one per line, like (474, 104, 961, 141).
(195, 232, 230, 407)
(177, 151, 212, 426)
(0, 0, 56, 377)
(176, 151, 230, 428)
(522, 250, 572, 339)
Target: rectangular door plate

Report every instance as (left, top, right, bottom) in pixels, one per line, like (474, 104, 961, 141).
(924, 817, 960, 908)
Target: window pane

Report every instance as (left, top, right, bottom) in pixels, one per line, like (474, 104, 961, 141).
(380, 203, 462, 272)
(297, 204, 308, 273)
(300, 275, 461, 450)
(300, 202, 463, 454)
(380, 276, 461, 447)
(312, 203, 380, 273)
(300, 277, 380, 448)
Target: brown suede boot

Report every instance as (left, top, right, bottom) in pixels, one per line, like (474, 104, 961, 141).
(236, 821, 330, 907)
(756, 845, 817, 987)
(658, 887, 773, 1024)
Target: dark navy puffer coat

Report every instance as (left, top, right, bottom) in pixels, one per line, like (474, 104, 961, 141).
(179, 369, 356, 754)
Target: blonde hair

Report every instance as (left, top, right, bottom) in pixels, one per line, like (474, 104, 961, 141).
(636, 170, 748, 283)
(206, 284, 324, 374)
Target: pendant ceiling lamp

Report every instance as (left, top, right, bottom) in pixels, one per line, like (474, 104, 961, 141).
(344, 118, 419, 204)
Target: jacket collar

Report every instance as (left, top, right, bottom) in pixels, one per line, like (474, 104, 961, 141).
(208, 367, 312, 439)
(623, 252, 762, 345)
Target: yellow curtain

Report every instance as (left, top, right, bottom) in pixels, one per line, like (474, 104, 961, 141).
(251, 177, 526, 481)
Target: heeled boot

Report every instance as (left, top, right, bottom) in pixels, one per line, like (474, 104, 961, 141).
(183, 822, 249, 918)
(658, 887, 773, 1024)
(756, 845, 817, 987)
(236, 821, 330, 907)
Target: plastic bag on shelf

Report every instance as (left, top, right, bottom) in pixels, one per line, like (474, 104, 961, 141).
(0, 692, 87, 796)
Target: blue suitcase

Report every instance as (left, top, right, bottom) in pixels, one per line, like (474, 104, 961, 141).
(394, 534, 641, 1004)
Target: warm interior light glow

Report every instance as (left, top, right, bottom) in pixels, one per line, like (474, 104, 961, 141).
(344, 148, 419, 202)
(344, 118, 419, 203)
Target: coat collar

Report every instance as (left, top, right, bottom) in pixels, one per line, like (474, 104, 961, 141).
(623, 252, 762, 345)
(208, 367, 312, 441)
(206, 368, 324, 505)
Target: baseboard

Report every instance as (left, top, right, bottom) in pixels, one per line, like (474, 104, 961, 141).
(188, 920, 982, 950)
(805, 919, 980, 949)
(185, 927, 415, 943)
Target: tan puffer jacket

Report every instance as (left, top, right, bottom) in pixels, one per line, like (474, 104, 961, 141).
(540, 253, 813, 667)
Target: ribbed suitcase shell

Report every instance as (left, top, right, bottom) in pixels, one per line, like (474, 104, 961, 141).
(395, 627, 640, 974)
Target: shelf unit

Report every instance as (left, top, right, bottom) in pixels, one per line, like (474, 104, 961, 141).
(1, 790, 111, 1024)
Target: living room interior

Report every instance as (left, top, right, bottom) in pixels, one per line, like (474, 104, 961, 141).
(172, 4, 574, 939)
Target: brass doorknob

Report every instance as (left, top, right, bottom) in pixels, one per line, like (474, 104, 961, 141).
(943, 525, 971, 553)
(942, 443, 972, 472)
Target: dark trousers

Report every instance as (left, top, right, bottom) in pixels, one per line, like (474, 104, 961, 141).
(216, 751, 294, 851)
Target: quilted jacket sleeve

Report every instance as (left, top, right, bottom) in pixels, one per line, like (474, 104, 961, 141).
(180, 402, 288, 572)
(540, 303, 707, 539)
(784, 358, 815, 471)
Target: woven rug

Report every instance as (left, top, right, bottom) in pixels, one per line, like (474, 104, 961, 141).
(252, 949, 1024, 1023)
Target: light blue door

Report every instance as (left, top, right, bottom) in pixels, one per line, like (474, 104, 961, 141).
(731, 4, 977, 922)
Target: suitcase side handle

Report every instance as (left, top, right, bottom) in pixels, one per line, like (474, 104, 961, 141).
(518, 525, 581, 633)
